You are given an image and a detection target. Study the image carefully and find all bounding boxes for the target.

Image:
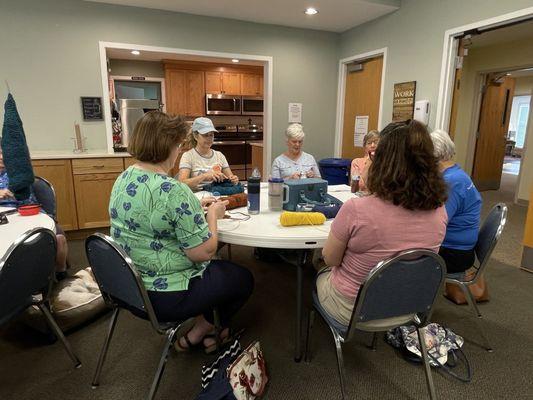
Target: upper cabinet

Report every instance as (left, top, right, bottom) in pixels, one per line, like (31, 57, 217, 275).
(206, 72, 241, 95)
(241, 74, 263, 96)
(164, 67, 205, 117)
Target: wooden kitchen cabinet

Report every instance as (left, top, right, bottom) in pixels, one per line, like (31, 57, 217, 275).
(241, 74, 263, 96)
(72, 158, 123, 229)
(164, 68, 205, 117)
(32, 159, 78, 231)
(123, 156, 137, 169)
(250, 144, 264, 178)
(205, 72, 241, 95)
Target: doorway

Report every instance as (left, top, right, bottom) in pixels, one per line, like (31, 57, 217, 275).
(334, 48, 387, 158)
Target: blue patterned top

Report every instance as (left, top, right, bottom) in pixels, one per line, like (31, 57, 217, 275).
(0, 170, 38, 207)
(109, 167, 212, 292)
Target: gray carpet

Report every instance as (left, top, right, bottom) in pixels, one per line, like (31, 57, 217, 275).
(1, 185, 532, 399)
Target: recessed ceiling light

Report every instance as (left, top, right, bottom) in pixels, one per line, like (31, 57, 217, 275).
(131, 50, 140, 55)
(231, 59, 240, 63)
(305, 7, 319, 15)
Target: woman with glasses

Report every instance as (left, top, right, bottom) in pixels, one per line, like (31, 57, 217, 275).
(177, 117, 239, 191)
(317, 120, 448, 326)
(109, 111, 253, 353)
(350, 130, 380, 193)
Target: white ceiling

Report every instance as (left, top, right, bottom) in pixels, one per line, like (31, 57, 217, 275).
(86, 0, 400, 33)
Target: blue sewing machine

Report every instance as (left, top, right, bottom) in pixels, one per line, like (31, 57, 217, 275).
(282, 178, 343, 212)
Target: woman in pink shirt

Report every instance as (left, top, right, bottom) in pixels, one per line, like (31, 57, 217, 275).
(318, 120, 449, 326)
(350, 130, 380, 193)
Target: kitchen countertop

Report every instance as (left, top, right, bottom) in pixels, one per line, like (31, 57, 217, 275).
(248, 141, 263, 147)
(31, 150, 133, 160)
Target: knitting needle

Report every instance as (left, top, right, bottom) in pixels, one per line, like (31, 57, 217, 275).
(4, 80, 11, 93)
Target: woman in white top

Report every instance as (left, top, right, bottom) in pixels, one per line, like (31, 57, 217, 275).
(178, 117, 239, 191)
(271, 123, 321, 180)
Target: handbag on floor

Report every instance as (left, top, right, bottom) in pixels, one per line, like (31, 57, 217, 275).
(445, 272, 489, 305)
(386, 323, 472, 383)
(227, 341, 268, 400)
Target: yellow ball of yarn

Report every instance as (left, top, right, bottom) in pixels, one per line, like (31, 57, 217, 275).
(279, 211, 326, 227)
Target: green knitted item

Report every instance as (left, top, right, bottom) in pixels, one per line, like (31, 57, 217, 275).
(1, 93, 34, 201)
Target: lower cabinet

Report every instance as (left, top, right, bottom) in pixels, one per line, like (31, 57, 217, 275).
(73, 172, 121, 229)
(32, 159, 78, 231)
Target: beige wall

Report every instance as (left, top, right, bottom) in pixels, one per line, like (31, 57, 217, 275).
(0, 0, 339, 162)
(515, 76, 533, 95)
(340, 0, 533, 129)
(454, 37, 533, 201)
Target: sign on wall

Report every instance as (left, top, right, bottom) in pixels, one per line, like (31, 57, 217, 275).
(81, 97, 103, 121)
(392, 81, 416, 122)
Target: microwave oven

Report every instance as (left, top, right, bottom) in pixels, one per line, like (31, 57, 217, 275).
(206, 94, 241, 115)
(241, 96, 264, 115)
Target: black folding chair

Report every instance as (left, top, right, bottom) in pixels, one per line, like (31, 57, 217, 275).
(305, 249, 446, 400)
(86, 233, 197, 400)
(32, 176, 57, 218)
(445, 203, 508, 352)
(0, 227, 81, 368)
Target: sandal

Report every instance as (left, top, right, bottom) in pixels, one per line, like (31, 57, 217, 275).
(203, 328, 245, 355)
(174, 331, 203, 353)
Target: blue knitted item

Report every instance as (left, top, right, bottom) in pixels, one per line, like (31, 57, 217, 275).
(203, 181, 244, 196)
(1, 94, 34, 201)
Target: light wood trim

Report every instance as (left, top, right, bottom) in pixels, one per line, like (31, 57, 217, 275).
(163, 60, 263, 74)
(72, 158, 124, 175)
(32, 159, 78, 231)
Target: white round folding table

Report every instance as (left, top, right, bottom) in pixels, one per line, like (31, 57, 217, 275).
(199, 184, 355, 361)
(0, 206, 56, 261)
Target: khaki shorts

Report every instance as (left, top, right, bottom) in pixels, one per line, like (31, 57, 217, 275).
(316, 270, 355, 326)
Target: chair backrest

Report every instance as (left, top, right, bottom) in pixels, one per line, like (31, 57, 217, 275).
(32, 176, 56, 217)
(0, 228, 57, 325)
(85, 233, 162, 332)
(345, 249, 446, 341)
(475, 203, 507, 274)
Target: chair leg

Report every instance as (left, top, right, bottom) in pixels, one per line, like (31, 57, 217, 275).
(92, 308, 120, 388)
(417, 327, 437, 400)
(38, 304, 81, 368)
(368, 332, 378, 351)
(332, 330, 347, 400)
(147, 326, 180, 400)
(304, 309, 316, 363)
(227, 244, 232, 260)
(459, 283, 493, 352)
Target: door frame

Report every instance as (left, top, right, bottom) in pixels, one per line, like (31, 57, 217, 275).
(435, 6, 533, 132)
(334, 47, 388, 157)
(99, 41, 273, 176)
(516, 89, 533, 204)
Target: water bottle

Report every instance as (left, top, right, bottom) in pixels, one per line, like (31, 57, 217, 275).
(247, 168, 261, 215)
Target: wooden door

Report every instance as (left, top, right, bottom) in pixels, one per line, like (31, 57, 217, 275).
(32, 159, 78, 230)
(341, 56, 383, 160)
(448, 39, 467, 140)
(205, 72, 222, 93)
(74, 173, 121, 229)
(472, 75, 515, 191)
(222, 73, 241, 95)
(186, 70, 205, 116)
(165, 69, 186, 115)
(241, 74, 263, 96)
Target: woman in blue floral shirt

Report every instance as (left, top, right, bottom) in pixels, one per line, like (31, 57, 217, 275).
(109, 111, 253, 353)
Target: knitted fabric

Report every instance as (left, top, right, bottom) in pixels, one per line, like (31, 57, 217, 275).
(1, 94, 34, 201)
(204, 181, 244, 196)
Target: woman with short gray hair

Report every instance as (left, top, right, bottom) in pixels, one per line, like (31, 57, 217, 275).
(430, 129, 482, 279)
(271, 123, 321, 180)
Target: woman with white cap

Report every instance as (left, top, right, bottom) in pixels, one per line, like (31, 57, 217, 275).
(178, 117, 239, 191)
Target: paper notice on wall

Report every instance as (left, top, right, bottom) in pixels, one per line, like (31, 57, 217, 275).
(354, 116, 368, 147)
(288, 103, 302, 123)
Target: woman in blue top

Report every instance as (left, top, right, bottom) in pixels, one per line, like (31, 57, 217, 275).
(430, 129, 482, 275)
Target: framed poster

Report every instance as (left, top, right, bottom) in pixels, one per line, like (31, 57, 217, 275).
(81, 97, 103, 120)
(392, 81, 416, 122)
